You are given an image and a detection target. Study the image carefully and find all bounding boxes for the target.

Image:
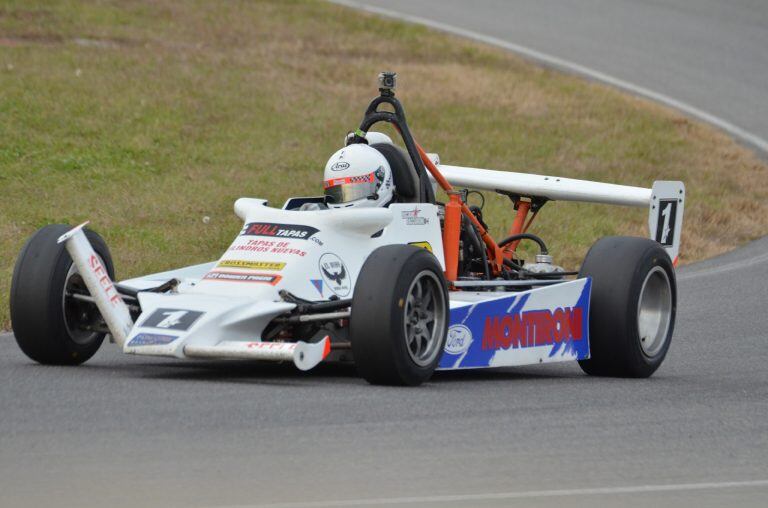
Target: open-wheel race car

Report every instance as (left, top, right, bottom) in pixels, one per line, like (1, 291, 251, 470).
(10, 72, 685, 386)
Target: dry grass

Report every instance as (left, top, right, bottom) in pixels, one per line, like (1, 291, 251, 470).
(1, 0, 767, 329)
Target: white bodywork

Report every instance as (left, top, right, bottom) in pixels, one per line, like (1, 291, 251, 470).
(89, 200, 443, 369)
(57, 150, 684, 371)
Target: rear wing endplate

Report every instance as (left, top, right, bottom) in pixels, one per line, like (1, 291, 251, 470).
(648, 181, 685, 264)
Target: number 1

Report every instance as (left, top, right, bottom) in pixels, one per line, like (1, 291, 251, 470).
(660, 203, 671, 244)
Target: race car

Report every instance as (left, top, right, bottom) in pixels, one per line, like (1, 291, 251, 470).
(10, 72, 685, 386)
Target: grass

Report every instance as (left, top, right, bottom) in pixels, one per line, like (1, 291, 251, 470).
(1, 0, 767, 330)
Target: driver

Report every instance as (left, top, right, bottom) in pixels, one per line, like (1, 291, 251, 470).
(323, 138, 395, 209)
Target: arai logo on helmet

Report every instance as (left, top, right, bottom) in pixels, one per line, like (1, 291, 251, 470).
(330, 162, 350, 172)
(445, 324, 473, 355)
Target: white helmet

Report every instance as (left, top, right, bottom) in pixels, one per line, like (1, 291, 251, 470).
(323, 144, 394, 208)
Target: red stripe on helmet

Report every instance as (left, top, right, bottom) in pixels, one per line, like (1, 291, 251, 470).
(323, 171, 376, 189)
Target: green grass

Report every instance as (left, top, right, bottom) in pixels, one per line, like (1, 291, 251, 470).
(1, 0, 767, 329)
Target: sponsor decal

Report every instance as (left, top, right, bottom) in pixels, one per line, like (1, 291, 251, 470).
(88, 254, 122, 307)
(240, 222, 319, 240)
(319, 253, 351, 297)
(269, 245, 307, 257)
(444, 324, 473, 355)
(401, 207, 429, 226)
(247, 341, 294, 350)
(482, 307, 584, 350)
(140, 308, 204, 331)
(204, 271, 282, 285)
(128, 333, 178, 347)
(228, 239, 307, 257)
(438, 280, 591, 370)
(330, 161, 350, 171)
(408, 241, 433, 253)
(217, 259, 285, 271)
(310, 279, 324, 297)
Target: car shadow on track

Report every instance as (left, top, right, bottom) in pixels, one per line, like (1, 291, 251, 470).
(140, 360, 365, 386)
(4, 336, 586, 386)
(100, 358, 585, 386)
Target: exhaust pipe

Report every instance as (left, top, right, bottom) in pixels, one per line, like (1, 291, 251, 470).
(57, 222, 134, 347)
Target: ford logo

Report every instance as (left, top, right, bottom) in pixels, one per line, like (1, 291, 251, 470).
(445, 324, 473, 355)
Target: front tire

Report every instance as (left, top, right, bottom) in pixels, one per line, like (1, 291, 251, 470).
(578, 236, 676, 378)
(351, 245, 449, 386)
(10, 224, 114, 365)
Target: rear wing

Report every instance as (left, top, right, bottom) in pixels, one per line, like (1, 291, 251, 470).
(427, 160, 685, 264)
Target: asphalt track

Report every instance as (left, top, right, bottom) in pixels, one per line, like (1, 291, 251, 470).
(2, 1, 767, 507)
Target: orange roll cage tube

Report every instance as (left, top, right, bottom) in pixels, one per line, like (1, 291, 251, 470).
(415, 143, 506, 281)
(442, 191, 463, 281)
(502, 200, 531, 257)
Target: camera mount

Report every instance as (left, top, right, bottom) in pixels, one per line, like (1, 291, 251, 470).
(378, 71, 397, 96)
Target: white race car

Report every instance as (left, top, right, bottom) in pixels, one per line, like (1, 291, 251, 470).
(10, 72, 685, 385)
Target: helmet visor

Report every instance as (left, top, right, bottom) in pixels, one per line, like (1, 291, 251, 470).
(324, 172, 378, 205)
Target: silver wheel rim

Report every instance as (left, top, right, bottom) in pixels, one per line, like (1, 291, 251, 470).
(637, 266, 673, 358)
(62, 260, 102, 345)
(403, 270, 446, 367)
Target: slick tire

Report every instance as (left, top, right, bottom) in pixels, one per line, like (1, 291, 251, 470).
(10, 224, 114, 365)
(578, 236, 676, 378)
(351, 245, 449, 386)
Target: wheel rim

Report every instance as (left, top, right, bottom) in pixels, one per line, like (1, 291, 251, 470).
(403, 270, 446, 367)
(62, 261, 103, 345)
(637, 266, 673, 358)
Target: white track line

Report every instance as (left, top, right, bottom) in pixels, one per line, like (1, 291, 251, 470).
(228, 479, 768, 508)
(330, 0, 768, 155)
(678, 247, 768, 280)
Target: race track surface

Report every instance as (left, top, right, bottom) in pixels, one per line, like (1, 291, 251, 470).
(2, 1, 767, 507)
(2, 241, 767, 507)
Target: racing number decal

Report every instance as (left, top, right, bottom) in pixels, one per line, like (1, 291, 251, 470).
(140, 308, 204, 331)
(655, 199, 677, 246)
(156, 311, 189, 329)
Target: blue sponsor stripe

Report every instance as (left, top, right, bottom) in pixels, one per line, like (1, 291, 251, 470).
(439, 279, 591, 370)
(548, 278, 591, 360)
(128, 333, 179, 347)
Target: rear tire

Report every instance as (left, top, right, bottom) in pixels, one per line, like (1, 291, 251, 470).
(351, 245, 449, 386)
(578, 236, 676, 378)
(10, 224, 114, 365)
